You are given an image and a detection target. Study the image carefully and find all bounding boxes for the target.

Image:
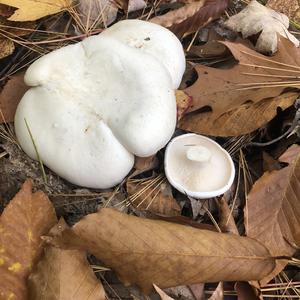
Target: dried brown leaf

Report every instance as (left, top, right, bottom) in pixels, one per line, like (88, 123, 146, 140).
(235, 282, 259, 300)
(0, 73, 28, 123)
(245, 144, 300, 285)
(71, 208, 275, 294)
(176, 90, 193, 120)
(0, 36, 14, 59)
(0, 179, 57, 299)
(77, 0, 118, 27)
(133, 155, 158, 174)
(126, 179, 181, 216)
(178, 38, 300, 136)
(28, 219, 105, 300)
(217, 197, 238, 235)
(151, 0, 229, 37)
(0, 0, 73, 21)
(267, 0, 300, 23)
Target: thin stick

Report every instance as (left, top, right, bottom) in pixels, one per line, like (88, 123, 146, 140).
(241, 50, 300, 71)
(236, 83, 300, 90)
(242, 72, 300, 79)
(237, 80, 300, 86)
(24, 118, 47, 184)
(240, 63, 300, 74)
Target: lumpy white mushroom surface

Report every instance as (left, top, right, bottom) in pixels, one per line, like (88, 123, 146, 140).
(14, 20, 185, 189)
(165, 134, 235, 199)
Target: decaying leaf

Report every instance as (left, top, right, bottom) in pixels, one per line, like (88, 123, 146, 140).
(28, 219, 106, 300)
(217, 197, 239, 235)
(178, 38, 300, 136)
(151, 0, 229, 37)
(70, 208, 275, 294)
(77, 0, 118, 27)
(126, 178, 181, 216)
(246, 144, 300, 285)
(267, 0, 300, 24)
(0, 0, 73, 21)
(133, 155, 158, 175)
(0, 73, 28, 123)
(176, 90, 193, 120)
(0, 179, 57, 299)
(225, 1, 299, 54)
(0, 37, 14, 58)
(235, 282, 259, 300)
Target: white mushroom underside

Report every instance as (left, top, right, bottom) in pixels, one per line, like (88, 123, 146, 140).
(165, 135, 234, 194)
(15, 34, 177, 188)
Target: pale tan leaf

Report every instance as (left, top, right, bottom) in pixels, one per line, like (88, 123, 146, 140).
(208, 282, 223, 300)
(28, 221, 105, 300)
(71, 208, 275, 294)
(0, 0, 73, 21)
(153, 284, 175, 300)
(0, 179, 57, 300)
(178, 38, 300, 136)
(245, 144, 300, 284)
(225, 0, 299, 54)
(0, 73, 28, 123)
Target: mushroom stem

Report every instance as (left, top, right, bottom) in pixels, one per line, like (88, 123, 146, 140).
(186, 145, 211, 163)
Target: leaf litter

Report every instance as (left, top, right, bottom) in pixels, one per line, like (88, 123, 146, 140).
(1, 0, 300, 299)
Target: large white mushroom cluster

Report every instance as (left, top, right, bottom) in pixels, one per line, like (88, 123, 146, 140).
(15, 20, 185, 189)
(15, 19, 235, 198)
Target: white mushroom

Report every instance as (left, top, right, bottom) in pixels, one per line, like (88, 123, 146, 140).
(164, 134, 235, 199)
(14, 20, 185, 189)
(101, 20, 186, 89)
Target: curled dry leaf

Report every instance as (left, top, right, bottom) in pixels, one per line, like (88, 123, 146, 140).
(126, 177, 181, 216)
(70, 208, 275, 294)
(176, 90, 193, 120)
(0, 73, 28, 123)
(28, 220, 106, 300)
(178, 38, 300, 136)
(235, 282, 259, 300)
(0, 179, 57, 299)
(151, 0, 229, 37)
(217, 197, 239, 235)
(225, 0, 299, 54)
(0, 0, 73, 21)
(267, 0, 300, 23)
(77, 0, 118, 27)
(246, 144, 300, 285)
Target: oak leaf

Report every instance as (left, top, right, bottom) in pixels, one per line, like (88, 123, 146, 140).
(70, 208, 275, 294)
(178, 38, 300, 136)
(0, 0, 73, 21)
(151, 0, 229, 37)
(28, 219, 106, 300)
(245, 144, 300, 285)
(0, 179, 57, 300)
(0, 73, 28, 123)
(225, 0, 299, 54)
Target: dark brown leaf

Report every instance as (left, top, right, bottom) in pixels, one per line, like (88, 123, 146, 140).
(151, 0, 229, 37)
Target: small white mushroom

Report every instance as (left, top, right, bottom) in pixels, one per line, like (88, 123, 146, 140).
(164, 134, 235, 199)
(14, 20, 186, 189)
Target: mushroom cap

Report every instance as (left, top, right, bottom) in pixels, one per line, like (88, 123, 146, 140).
(15, 29, 178, 188)
(101, 20, 186, 89)
(164, 134, 235, 199)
